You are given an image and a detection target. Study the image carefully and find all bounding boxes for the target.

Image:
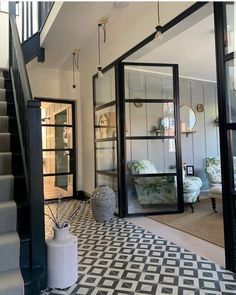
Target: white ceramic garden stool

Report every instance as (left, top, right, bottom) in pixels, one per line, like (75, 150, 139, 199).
(46, 226, 78, 289)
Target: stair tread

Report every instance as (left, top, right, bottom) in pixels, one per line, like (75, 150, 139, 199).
(0, 231, 19, 245)
(0, 269, 24, 293)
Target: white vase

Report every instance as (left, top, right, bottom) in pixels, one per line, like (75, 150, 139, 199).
(46, 225, 78, 289)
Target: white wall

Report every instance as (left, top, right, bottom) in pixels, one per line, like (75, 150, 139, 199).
(79, 2, 193, 194)
(0, 12, 9, 69)
(27, 63, 82, 190)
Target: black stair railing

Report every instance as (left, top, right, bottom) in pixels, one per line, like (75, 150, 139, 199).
(9, 13, 47, 290)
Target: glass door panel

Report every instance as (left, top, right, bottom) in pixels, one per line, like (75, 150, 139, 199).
(125, 65, 174, 100)
(123, 62, 182, 215)
(94, 67, 116, 106)
(41, 100, 76, 200)
(94, 65, 119, 214)
(125, 102, 175, 137)
(95, 104, 117, 139)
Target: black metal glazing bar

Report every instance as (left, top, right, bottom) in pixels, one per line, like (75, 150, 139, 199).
(94, 100, 116, 111)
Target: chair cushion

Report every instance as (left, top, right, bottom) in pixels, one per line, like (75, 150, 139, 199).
(127, 160, 157, 174)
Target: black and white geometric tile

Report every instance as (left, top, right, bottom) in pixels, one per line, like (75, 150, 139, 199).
(42, 200, 236, 295)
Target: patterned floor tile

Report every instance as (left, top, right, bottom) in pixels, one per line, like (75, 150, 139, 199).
(41, 200, 236, 295)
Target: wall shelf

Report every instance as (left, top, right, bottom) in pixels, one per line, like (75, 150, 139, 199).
(181, 130, 196, 137)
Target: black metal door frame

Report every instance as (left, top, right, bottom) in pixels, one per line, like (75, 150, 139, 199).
(214, 2, 236, 272)
(118, 62, 183, 217)
(37, 97, 77, 200)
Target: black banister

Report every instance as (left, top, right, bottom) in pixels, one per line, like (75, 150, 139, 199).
(9, 13, 46, 291)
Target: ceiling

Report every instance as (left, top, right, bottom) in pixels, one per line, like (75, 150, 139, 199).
(40, 1, 140, 69)
(126, 10, 216, 82)
(39, 2, 216, 82)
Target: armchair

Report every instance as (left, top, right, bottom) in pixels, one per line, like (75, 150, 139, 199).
(127, 160, 202, 212)
(205, 157, 222, 212)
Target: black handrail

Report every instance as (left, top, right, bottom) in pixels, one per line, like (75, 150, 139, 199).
(9, 15, 31, 191)
(9, 14, 46, 290)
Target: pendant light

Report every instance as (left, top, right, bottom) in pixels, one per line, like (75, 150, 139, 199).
(72, 48, 80, 88)
(155, 2, 162, 40)
(97, 17, 108, 78)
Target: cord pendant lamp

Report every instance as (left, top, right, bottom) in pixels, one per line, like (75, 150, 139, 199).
(72, 48, 80, 88)
(155, 2, 163, 40)
(97, 16, 108, 78)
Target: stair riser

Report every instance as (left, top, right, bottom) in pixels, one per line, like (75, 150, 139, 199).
(0, 153, 11, 175)
(0, 78, 4, 88)
(0, 239, 20, 273)
(0, 176, 14, 202)
(0, 134, 10, 152)
(0, 102, 7, 116)
(0, 203, 17, 234)
(0, 117, 8, 132)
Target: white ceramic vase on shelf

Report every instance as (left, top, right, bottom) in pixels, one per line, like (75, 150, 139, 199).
(46, 225, 78, 289)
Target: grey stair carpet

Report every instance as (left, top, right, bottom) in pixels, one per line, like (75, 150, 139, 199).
(0, 201, 17, 234)
(0, 133, 10, 152)
(0, 152, 12, 175)
(0, 175, 14, 201)
(0, 71, 24, 294)
(0, 232, 20, 272)
(0, 269, 24, 295)
(0, 101, 7, 116)
(0, 89, 6, 101)
(0, 78, 4, 89)
(0, 116, 8, 132)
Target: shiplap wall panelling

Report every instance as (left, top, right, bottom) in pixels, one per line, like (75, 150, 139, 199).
(179, 78, 194, 165)
(191, 80, 206, 182)
(204, 82, 219, 157)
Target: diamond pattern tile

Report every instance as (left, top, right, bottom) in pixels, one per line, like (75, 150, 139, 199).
(42, 200, 236, 295)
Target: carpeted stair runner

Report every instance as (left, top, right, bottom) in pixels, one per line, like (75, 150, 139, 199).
(0, 71, 24, 294)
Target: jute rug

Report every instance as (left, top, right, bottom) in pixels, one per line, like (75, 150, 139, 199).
(149, 198, 224, 248)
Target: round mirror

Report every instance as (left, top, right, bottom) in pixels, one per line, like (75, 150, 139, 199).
(180, 105, 196, 132)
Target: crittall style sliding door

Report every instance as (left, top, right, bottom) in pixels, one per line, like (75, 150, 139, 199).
(119, 62, 183, 216)
(214, 2, 236, 272)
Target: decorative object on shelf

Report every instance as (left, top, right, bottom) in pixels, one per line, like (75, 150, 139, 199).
(154, 2, 163, 40)
(186, 165, 194, 176)
(97, 16, 108, 78)
(91, 185, 116, 222)
(72, 48, 80, 88)
(45, 198, 89, 289)
(196, 103, 204, 112)
(133, 98, 144, 108)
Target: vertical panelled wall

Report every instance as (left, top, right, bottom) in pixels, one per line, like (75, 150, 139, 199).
(125, 69, 219, 191)
(180, 79, 219, 190)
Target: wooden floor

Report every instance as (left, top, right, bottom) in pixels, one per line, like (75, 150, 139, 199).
(126, 216, 225, 268)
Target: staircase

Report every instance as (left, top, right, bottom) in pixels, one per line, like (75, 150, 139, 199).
(0, 70, 24, 294)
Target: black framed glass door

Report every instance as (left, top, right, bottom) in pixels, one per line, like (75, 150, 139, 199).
(40, 99, 76, 200)
(214, 2, 236, 271)
(120, 62, 183, 215)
